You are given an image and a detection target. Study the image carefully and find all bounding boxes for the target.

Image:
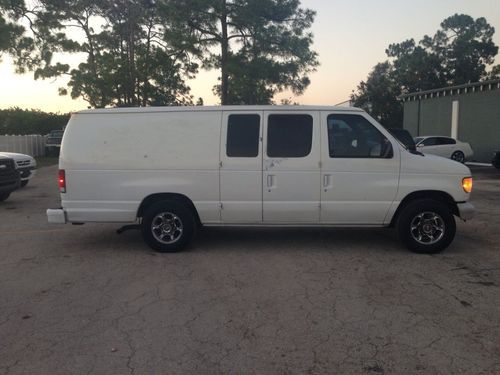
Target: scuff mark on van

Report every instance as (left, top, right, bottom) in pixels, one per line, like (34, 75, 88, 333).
(265, 158, 285, 170)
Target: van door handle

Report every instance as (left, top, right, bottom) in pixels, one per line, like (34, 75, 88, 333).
(267, 175, 275, 189)
(323, 174, 332, 191)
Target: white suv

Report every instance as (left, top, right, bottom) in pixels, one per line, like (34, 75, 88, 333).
(0, 152, 37, 187)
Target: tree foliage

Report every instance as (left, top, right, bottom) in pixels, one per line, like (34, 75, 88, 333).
(49, 0, 199, 107)
(1, 0, 318, 107)
(352, 14, 499, 128)
(351, 62, 402, 129)
(424, 14, 498, 85)
(0, 107, 69, 135)
(0, 0, 35, 64)
(2, 0, 199, 107)
(166, 0, 319, 104)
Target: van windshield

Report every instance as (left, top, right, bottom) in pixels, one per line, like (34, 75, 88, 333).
(414, 137, 425, 145)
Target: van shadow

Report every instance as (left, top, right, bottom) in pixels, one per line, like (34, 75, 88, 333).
(81, 225, 404, 256)
(191, 226, 404, 255)
(75, 224, 480, 258)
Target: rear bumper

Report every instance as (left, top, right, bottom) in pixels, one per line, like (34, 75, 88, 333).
(47, 208, 67, 224)
(457, 202, 475, 221)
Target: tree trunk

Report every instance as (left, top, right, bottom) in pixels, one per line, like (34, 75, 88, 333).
(220, 0, 229, 105)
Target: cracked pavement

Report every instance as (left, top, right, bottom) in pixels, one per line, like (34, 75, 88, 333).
(1, 165, 500, 374)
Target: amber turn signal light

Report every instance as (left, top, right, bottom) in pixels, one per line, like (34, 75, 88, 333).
(462, 177, 472, 193)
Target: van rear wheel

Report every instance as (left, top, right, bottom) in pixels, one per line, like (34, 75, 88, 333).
(397, 199, 456, 254)
(141, 201, 195, 252)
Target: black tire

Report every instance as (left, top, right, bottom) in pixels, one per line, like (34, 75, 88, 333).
(0, 192, 10, 201)
(451, 151, 465, 163)
(141, 200, 195, 252)
(20, 180, 29, 188)
(397, 199, 456, 254)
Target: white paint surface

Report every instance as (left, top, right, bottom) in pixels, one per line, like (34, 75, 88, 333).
(451, 100, 459, 139)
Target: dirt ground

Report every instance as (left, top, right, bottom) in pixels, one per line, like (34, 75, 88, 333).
(1, 165, 499, 374)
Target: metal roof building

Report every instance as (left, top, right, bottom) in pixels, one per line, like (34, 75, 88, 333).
(401, 79, 500, 162)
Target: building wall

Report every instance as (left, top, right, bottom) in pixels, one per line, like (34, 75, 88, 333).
(403, 100, 419, 136)
(403, 88, 500, 162)
(458, 89, 500, 162)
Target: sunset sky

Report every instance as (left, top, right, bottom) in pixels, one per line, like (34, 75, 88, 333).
(0, 0, 499, 113)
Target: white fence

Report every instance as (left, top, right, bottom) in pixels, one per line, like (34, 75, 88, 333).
(0, 135, 47, 157)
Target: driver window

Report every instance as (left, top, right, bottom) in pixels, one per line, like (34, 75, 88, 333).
(327, 114, 392, 158)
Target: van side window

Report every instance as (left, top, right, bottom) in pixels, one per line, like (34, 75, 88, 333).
(227, 114, 260, 157)
(327, 114, 392, 158)
(267, 114, 313, 158)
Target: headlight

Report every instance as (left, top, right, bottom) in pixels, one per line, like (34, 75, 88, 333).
(462, 177, 473, 193)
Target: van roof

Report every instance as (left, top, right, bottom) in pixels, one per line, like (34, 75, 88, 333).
(75, 105, 364, 114)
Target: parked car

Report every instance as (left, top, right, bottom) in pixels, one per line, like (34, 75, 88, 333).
(414, 136, 473, 163)
(45, 129, 64, 156)
(0, 156, 20, 201)
(0, 152, 36, 187)
(493, 150, 500, 169)
(47, 106, 474, 254)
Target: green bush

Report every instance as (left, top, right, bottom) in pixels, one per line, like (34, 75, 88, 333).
(0, 107, 70, 135)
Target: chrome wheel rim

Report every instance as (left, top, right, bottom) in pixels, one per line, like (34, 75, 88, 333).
(452, 152, 464, 163)
(410, 211, 445, 245)
(151, 212, 183, 244)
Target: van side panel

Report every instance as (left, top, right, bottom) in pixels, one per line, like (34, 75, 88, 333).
(60, 111, 222, 223)
(384, 150, 472, 224)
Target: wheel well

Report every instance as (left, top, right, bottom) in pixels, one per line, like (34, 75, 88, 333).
(389, 190, 459, 227)
(137, 193, 202, 226)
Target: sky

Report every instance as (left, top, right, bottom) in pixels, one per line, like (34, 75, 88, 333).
(0, 0, 499, 113)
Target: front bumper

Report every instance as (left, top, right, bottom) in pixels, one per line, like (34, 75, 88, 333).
(457, 202, 475, 221)
(18, 166, 36, 181)
(47, 208, 67, 224)
(0, 174, 20, 194)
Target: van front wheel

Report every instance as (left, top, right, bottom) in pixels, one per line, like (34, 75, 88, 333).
(397, 199, 456, 254)
(141, 201, 195, 252)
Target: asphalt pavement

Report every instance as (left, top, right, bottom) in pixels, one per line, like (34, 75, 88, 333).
(1, 165, 499, 374)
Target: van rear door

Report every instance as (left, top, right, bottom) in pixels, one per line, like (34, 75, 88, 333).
(220, 111, 263, 223)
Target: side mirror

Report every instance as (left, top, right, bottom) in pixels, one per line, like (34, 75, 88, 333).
(417, 144, 423, 148)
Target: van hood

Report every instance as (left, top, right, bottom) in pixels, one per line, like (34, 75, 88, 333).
(402, 150, 471, 176)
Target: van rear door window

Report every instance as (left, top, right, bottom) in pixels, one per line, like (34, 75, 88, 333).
(267, 114, 313, 158)
(226, 114, 260, 157)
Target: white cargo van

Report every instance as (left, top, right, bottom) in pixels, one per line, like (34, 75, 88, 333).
(47, 106, 474, 253)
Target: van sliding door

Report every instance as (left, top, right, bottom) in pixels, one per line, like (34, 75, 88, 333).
(262, 111, 321, 223)
(220, 111, 263, 223)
